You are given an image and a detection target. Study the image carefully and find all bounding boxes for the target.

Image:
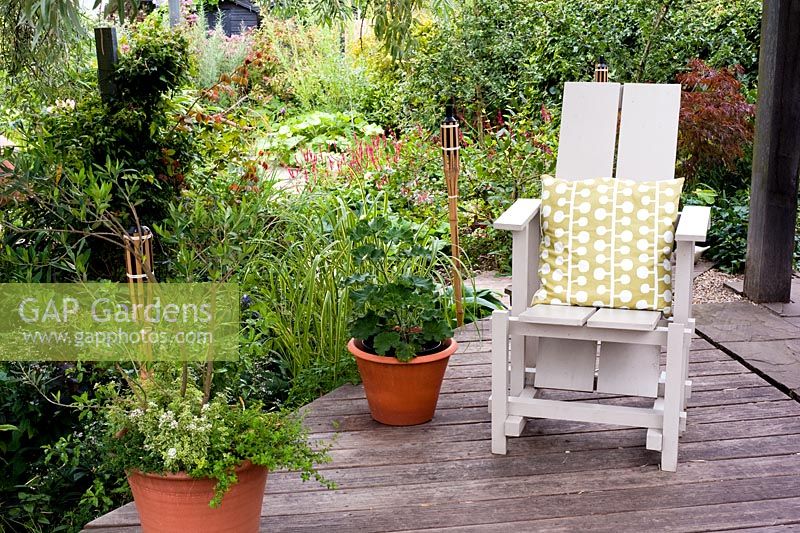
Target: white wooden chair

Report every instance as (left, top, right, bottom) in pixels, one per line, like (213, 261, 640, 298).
(489, 82, 711, 471)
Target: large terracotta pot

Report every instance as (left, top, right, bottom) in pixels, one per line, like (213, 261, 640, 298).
(127, 460, 268, 533)
(348, 338, 458, 426)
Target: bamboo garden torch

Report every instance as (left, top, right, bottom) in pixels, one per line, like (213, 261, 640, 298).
(441, 102, 464, 327)
(594, 56, 609, 82)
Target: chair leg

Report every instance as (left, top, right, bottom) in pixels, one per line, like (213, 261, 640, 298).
(491, 310, 510, 455)
(505, 333, 529, 437)
(509, 334, 525, 396)
(661, 322, 687, 471)
(681, 319, 694, 398)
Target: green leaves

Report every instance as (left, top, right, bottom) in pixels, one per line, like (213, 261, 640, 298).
(704, 189, 750, 274)
(312, 0, 454, 60)
(1, 1, 144, 76)
(259, 111, 383, 166)
(350, 311, 380, 340)
(346, 215, 454, 361)
(373, 331, 401, 355)
(111, 16, 191, 107)
(421, 318, 452, 343)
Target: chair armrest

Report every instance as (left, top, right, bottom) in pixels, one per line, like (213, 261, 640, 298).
(675, 205, 711, 243)
(494, 199, 541, 231)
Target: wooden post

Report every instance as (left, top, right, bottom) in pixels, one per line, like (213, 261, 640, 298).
(168, 0, 181, 27)
(744, 0, 800, 303)
(94, 27, 118, 103)
(441, 103, 464, 327)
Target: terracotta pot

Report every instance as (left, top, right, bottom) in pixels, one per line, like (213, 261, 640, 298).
(348, 338, 458, 426)
(127, 460, 268, 533)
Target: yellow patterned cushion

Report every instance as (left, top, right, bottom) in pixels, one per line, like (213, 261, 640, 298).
(533, 175, 684, 314)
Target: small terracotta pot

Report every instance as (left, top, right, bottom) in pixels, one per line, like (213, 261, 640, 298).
(348, 338, 458, 426)
(127, 460, 268, 533)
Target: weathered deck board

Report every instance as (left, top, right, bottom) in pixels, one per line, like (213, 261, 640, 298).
(84, 321, 800, 532)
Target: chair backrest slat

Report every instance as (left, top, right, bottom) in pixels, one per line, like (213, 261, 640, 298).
(615, 83, 681, 182)
(554, 82, 621, 181)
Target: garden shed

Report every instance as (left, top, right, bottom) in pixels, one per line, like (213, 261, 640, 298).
(205, 0, 260, 36)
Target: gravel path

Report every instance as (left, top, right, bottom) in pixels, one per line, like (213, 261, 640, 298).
(692, 268, 744, 304)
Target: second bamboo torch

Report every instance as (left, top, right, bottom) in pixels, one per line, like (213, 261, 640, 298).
(441, 103, 464, 327)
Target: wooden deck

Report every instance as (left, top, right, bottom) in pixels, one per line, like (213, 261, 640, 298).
(85, 320, 800, 532)
(695, 301, 800, 400)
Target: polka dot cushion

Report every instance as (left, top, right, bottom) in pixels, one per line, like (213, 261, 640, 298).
(533, 175, 685, 314)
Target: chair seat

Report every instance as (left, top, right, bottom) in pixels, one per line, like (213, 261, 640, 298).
(519, 304, 661, 331)
(518, 304, 597, 326)
(587, 308, 662, 331)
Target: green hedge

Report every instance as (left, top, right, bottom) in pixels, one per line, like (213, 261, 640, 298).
(366, 0, 761, 131)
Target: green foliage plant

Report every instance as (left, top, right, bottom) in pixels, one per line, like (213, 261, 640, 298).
(376, 0, 761, 133)
(346, 216, 454, 362)
(0, 0, 130, 77)
(157, 180, 364, 407)
(112, 16, 191, 109)
(458, 109, 557, 271)
(698, 189, 800, 276)
(0, 361, 129, 532)
(244, 195, 362, 404)
(259, 110, 383, 166)
(249, 17, 372, 114)
(703, 189, 749, 273)
(185, 6, 254, 89)
(442, 284, 505, 324)
(105, 377, 332, 508)
(2, 15, 195, 281)
(312, 0, 455, 60)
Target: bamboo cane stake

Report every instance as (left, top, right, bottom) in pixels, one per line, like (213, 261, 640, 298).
(124, 226, 155, 363)
(441, 104, 464, 327)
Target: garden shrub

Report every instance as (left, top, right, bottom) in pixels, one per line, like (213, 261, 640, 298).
(459, 109, 558, 271)
(258, 110, 383, 166)
(643, 0, 762, 88)
(704, 190, 750, 273)
(702, 189, 800, 274)
(185, 8, 254, 89)
(349, 33, 403, 131)
(374, 0, 761, 132)
(112, 17, 191, 108)
(0, 362, 128, 532)
(299, 108, 557, 273)
(677, 59, 755, 192)
(2, 16, 194, 282)
(249, 17, 372, 115)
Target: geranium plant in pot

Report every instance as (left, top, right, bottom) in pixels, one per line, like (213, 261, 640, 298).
(345, 216, 457, 426)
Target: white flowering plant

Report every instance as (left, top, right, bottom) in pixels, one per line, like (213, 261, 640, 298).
(105, 377, 333, 507)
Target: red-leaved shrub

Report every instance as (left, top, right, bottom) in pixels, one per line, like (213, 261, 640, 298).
(677, 59, 755, 181)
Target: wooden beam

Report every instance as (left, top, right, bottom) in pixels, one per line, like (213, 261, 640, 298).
(168, 0, 181, 27)
(744, 0, 800, 302)
(94, 27, 118, 103)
